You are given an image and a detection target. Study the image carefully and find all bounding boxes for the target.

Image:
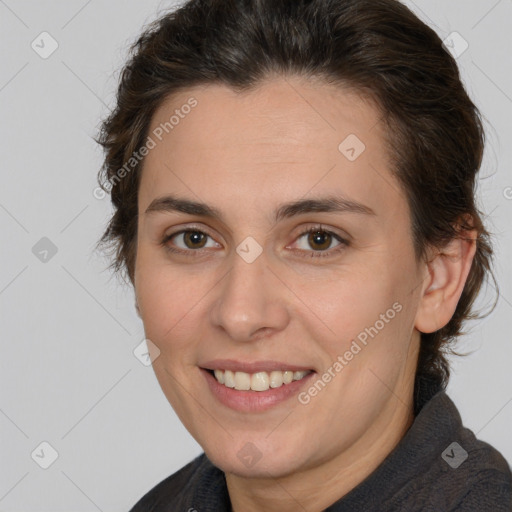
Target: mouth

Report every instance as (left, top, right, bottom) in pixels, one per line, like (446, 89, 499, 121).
(199, 360, 316, 412)
(205, 368, 313, 391)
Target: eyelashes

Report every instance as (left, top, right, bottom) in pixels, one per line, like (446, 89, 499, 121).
(292, 226, 346, 257)
(160, 224, 349, 260)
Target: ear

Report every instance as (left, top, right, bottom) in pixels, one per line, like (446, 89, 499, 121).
(415, 227, 477, 334)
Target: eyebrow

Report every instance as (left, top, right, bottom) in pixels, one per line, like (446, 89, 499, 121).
(144, 194, 376, 223)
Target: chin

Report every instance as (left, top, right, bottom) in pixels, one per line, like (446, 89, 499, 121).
(202, 433, 312, 479)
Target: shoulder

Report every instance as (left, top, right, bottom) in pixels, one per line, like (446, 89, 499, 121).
(128, 453, 212, 512)
(452, 466, 512, 511)
(367, 390, 512, 511)
(420, 392, 512, 510)
(447, 431, 512, 511)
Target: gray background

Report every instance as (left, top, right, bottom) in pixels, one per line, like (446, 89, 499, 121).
(0, 0, 511, 510)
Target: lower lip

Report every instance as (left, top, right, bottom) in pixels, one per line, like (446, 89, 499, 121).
(201, 368, 316, 413)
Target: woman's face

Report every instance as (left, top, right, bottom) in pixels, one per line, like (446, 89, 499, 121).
(134, 77, 427, 478)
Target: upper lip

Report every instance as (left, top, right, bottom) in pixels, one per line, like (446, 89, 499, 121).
(200, 359, 314, 373)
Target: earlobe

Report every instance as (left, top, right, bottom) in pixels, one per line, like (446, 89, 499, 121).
(415, 230, 477, 334)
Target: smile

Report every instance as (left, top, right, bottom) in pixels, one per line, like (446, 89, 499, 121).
(200, 359, 316, 412)
(211, 369, 312, 391)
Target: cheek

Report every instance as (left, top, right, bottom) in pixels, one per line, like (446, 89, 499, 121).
(299, 258, 416, 366)
(297, 268, 391, 335)
(135, 256, 209, 354)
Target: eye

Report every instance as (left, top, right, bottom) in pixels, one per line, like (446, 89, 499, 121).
(290, 226, 348, 258)
(161, 229, 220, 254)
(160, 224, 349, 259)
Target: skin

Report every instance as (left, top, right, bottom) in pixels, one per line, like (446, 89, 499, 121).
(133, 75, 476, 512)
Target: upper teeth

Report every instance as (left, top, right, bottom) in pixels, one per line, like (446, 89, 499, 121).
(213, 369, 311, 391)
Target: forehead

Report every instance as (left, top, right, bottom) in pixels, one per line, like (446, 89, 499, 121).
(139, 76, 406, 224)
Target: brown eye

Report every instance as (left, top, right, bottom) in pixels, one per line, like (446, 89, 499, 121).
(307, 231, 333, 251)
(290, 226, 348, 259)
(183, 231, 208, 249)
(162, 228, 221, 254)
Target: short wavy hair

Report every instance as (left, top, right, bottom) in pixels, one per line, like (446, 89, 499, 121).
(95, 0, 498, 414)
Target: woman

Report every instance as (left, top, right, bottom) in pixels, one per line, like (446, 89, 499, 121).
(95, 0, 512, 510)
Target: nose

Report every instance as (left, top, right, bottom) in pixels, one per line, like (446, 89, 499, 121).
(209, 250, 290, 343)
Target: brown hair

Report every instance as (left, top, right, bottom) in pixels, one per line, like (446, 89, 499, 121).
(95, 0, 498, 413)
